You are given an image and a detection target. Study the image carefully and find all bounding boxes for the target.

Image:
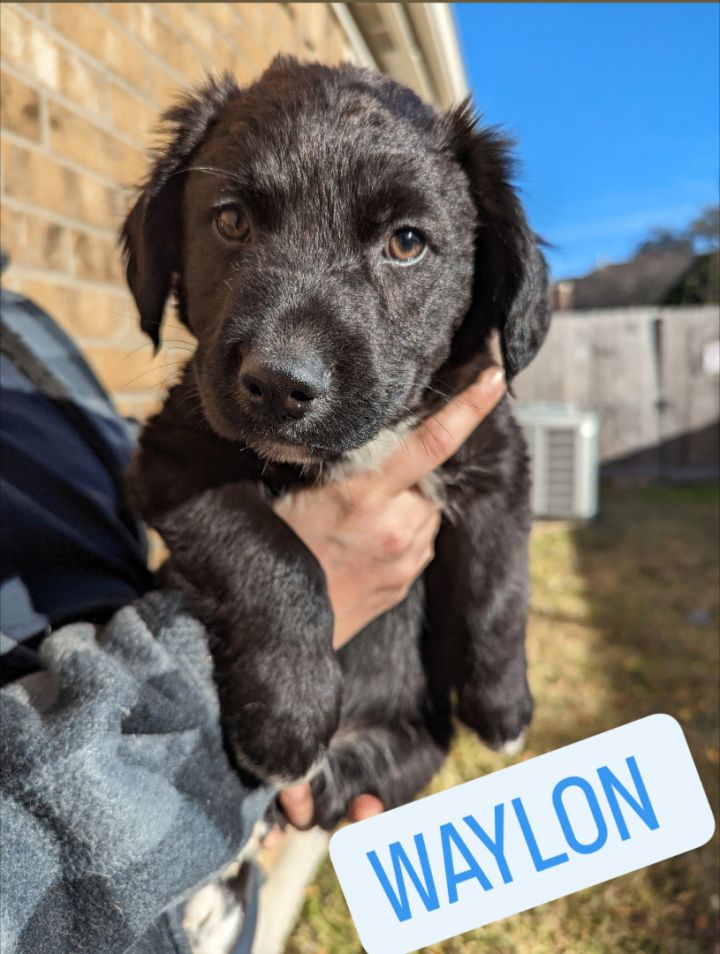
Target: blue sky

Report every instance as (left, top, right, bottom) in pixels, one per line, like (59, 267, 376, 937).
(453, 3, 720, 280)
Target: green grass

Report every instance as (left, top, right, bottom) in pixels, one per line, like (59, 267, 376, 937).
(285, 484, 720, 954)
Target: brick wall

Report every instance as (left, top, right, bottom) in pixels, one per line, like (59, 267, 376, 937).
(0, 3, 355, 419)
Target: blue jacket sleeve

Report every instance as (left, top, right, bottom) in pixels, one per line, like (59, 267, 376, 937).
(0, 590, 274, 954)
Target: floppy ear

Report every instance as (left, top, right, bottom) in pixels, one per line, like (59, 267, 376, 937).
(121, 74, 241, 350)
(447, 102, 550, 379)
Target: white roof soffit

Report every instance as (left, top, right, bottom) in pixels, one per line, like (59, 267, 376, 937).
(330, 3, 377, 69)
(334, 3, 468, 109)
(405, 3, 468, 108)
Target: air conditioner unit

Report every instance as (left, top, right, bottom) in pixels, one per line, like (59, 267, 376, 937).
(513, 403, 599, 519)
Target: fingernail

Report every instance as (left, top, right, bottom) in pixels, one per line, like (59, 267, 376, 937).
(481, 366, 505, 393)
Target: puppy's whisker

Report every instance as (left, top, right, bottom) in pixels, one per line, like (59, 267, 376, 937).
(431, 417, 453, 441)
(121, 361, 187, 388)
(168, 165, 248, 185)
(124, 340, 194, 360)
(414, 428, 430, 456)
(392, 429, 411, 457)
(425, 385, 453, 406)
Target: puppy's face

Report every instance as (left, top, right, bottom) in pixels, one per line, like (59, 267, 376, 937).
(183, 90, 476, 462)
(123, 60, 550, 462)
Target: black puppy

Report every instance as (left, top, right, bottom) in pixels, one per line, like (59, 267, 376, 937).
(123, 57, 550, 828)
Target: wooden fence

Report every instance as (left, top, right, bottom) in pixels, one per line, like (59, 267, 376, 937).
(514, 306, 720, 479)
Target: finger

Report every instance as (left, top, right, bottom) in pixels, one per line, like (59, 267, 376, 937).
(382, 489, 440, 535)
(349, 794, 384, 822)
(420, 504, 442, 537)
(262, 824, 283, 849)
(279, 782, 314, 829)
(400, 514, 440, 580)
(367, 365, 506, 498)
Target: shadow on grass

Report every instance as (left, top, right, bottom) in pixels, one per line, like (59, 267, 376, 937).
(286, 484, 719, 954)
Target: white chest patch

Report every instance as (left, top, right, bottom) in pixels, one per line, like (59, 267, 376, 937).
(326, 422, 447, 504)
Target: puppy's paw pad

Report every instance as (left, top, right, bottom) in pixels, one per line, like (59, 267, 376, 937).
(500, 730, 527, 757)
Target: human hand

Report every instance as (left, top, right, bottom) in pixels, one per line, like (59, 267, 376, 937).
(260, 784, 383, 846)
(274, 365, 507, 649)
(268, 366, 507, 834)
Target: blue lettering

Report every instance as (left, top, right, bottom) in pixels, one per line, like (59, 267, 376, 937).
(440, 822, 493, 903)
(367, 834, 440, 922)
(553, 776, 608, 854)
(598, 756, 660, 840)
(512, 797, 570, 871)
(463, 805, 514, 884)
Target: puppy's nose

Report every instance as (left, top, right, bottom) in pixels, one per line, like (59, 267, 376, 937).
(240, 352, 328, 420)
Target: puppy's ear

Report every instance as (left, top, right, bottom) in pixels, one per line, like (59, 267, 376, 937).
(447, 102, 550, 378)
(121, 74, 241, 349)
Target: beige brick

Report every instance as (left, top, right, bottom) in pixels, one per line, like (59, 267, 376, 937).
(2, 262, 22, 294)
(0, 69, 42, 141)
(243, 13, 289, 59)
(235, 33, 276, 79)
(48, 100, 146, 183)
(325, 22, 352, 65)
(83, 343, 188, 392)
(198, 3, 241, 36)
(143, 11, 192, 77)
(18, 280, 128, 340)
(76, 288, 136, 342)
(160, 4, 215, 52)
(104, 2, 138, 32)
(0, 10, 109, 115)
(25, 19, 61, 88)
(0, 6, 31, 74)
(132, 4, 159, 50)
(136, 13, 209, 88)
(50, 4, 154, 96)
(231, 4, 264, 39)
(109, 307, 197, 353)
(57, 47, 110, 116)
(109, 82, 157, 143)
(78, 172, 128, 231)
(0, 206, 70, 271)
(291, 4, 329, 56)
(230, 54, 257, 87)
(2, 140, 64, 212)
(260, 5, 300, 56)
(70, 229, 123, 283)
(152, 67, 187, 112)
(20, 3, 46, 19)
(201, 37, 236, 75)
(114, 393, 164, 422)
(0, 266, 24, 293)
(14, 279, 74, 330)
(2, 139, 125, 229)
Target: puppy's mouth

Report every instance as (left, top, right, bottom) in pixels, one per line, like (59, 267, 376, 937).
(249, 437, 324, 465)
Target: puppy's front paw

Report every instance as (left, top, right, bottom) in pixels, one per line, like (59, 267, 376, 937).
(227, 709, 333, 785)
(218, 654, 343, 785)
(499, 729, 527, 757)
(308, 767, 352, 831)
(456, 681, 533, 755)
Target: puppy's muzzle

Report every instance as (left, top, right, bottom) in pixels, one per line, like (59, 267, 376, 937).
(239, 351, 328, 421)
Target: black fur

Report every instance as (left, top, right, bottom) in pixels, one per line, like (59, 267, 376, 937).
(123, 58, 550, 826)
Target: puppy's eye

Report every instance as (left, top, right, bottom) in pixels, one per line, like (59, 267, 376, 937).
(385, 227, 426, 264)
(216, 206, 252, 242)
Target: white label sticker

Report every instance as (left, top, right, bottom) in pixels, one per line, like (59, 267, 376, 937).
(329, 714, 715, 954)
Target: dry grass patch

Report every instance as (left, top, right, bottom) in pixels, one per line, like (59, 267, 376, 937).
(286, 484, 719, 954)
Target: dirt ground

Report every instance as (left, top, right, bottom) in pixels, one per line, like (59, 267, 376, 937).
(285, 484, 720, 954)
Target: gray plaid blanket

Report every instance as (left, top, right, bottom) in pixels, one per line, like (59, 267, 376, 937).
(0, 590, 274, 954)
